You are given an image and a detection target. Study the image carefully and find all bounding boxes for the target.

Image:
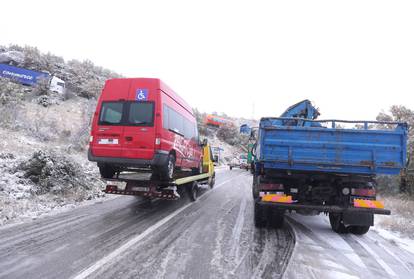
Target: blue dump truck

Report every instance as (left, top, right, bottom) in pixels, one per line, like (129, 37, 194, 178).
(252, 100, 408, 234)
(0, 63, 65, 94)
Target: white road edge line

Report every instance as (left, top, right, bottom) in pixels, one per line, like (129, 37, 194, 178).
(72, 172, 246, 279)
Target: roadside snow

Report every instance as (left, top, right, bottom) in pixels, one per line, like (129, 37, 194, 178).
(375, 195, 414, 239)
(0, 148, 105, 226)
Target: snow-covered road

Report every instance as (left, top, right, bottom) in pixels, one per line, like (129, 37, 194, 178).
(284, 213, 414, 279)
(0, 169, 293, 279)
(2, 168, 413, 279)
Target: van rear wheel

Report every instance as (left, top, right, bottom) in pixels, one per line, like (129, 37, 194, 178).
(99, 165, 116, 179)
(160, 154, 175, 181)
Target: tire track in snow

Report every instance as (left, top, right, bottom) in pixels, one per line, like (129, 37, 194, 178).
(285, 217, 364, 277)
(285, 213, 414, 279)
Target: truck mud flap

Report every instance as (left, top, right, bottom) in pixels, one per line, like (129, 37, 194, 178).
(257, 201, 391, 215)
(342, 212, 373, 226)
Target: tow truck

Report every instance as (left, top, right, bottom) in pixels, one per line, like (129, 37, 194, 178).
(103, 143, 216, 201)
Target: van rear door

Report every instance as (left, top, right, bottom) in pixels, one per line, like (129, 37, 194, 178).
(92, 79, 130, 158)
(122, 101, 156, 160)
(121, 81, 157, 160)
(93, 101, 125, 157)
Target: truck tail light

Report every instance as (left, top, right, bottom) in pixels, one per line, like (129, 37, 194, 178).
(259, 183, 284, 190)
(351, 188, 375, 197)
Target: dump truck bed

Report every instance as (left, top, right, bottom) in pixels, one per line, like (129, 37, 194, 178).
(257, 118, 407, 175)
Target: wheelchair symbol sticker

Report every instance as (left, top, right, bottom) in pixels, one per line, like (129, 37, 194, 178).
(136, 89, 149, 101)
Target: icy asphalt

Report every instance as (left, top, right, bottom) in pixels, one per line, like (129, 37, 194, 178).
(1, 169, 413, 279)
(0, 169, 293, 279)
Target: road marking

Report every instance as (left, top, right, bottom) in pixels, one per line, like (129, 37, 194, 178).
(73, 171, 246, 279)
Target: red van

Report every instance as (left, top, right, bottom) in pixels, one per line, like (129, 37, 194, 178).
(88, 78, 203, 180)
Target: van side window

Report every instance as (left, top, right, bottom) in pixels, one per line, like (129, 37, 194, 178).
(163, 105, 169, 130)
(99, 102, 123, 125)
(194, 124, 199, 141)
(169, 107, 184, 136)
(184, 119, 194, 139)
(163, 104, 197, 139)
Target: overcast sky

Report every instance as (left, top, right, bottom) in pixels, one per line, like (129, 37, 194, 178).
(2, 0, 413, 120)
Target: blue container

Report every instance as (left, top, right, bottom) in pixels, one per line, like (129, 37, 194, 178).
(0, 64, 50, 86)
(256, 118, 408, 175)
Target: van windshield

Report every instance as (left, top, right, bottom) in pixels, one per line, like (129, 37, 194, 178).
(99, 101, 154, 126)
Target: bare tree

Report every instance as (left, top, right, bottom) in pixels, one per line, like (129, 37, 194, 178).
(377, 106, 414, 195)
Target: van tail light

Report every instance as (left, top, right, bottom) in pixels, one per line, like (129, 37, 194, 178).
(89, 136, 94, 143)
(351, 188, 376, 197)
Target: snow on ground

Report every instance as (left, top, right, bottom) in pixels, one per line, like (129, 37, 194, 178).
(285, 213, 414, 279)
(375, 195, 414, 240)
(372, 227, 414, 255)
(0, 147, 106, 226)
(0, 96, 105, 226)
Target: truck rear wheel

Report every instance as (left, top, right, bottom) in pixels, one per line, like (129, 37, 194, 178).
(99, 165, 116, 179)
(209, 172, 215, 189)
(349, 225, 370, 235)
(188, 181, 199, 202)
(329, 213, 348, 234)
(252, 175, 259, 199)
(254, 201, 267, 228)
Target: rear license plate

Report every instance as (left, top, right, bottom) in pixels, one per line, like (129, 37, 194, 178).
(107, 181, 126, 191)
(131, 186, 149, 192)
(98, 138, 119, 144)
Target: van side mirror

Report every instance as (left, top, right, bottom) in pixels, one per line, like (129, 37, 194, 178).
(199, 138, 208, 146)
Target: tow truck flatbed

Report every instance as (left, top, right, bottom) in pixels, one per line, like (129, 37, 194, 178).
(104, 172, 213, 200)
(103, 143, 217, 201)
